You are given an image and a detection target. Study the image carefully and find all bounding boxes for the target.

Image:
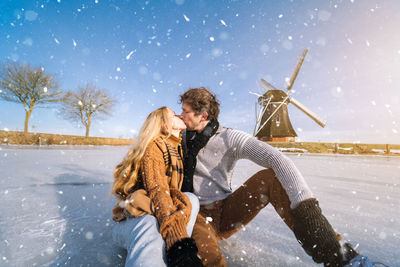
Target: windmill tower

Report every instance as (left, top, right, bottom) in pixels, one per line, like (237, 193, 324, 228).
(251, 49, 326, 142)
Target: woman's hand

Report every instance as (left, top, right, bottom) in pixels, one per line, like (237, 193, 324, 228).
(124, 189, 154, 217)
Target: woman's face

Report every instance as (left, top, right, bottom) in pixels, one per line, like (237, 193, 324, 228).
(167, 108, 186, 131)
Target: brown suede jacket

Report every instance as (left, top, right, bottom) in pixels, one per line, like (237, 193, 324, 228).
(112, 134, 191, 250)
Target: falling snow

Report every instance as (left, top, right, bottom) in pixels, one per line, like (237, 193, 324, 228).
(25, 10, 38, 21)
(1, 0, 400, 264)
(125, 50, 135, 60)
(0, 0, 397, 145)
(85, 232, 94, 240)
(183, 14, 190, 22)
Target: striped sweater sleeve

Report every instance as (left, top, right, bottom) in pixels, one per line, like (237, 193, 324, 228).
(227, 129, 314, 208)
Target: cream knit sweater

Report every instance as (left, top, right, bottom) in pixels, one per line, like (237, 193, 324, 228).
(191, 125, 314, 209)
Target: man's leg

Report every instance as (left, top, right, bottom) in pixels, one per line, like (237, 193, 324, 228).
(289, 198, 358, 266)
(191, 212, 226, 267)
(218, 168, 293, 238)
(191, 169, 291, 267)
(216, 168, 356, 266)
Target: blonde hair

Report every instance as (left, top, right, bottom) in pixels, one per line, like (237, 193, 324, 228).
(112, 106, 171, 199)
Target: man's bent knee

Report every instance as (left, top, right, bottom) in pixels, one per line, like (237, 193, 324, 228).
(254, 168, 275, 179)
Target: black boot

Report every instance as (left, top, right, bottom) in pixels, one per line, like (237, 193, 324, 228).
(339, 242, 359, 266)
(290, 199, 357, 266)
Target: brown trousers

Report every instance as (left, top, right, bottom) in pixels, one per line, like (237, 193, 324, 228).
(191, 169, 294, 267)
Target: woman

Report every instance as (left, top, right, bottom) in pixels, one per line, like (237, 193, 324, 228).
(111, 107, 202, 267)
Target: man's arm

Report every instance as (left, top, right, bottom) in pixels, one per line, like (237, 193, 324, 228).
(227, 129, 313, 208)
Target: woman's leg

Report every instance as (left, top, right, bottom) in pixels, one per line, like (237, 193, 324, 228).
(184, 192, 199, 236)
(112, 215, 167, 267)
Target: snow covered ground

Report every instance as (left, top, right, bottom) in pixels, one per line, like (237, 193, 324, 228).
(0, 145, 399, 267)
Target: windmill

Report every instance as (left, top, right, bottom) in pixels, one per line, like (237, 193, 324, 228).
(251, 49, 326, 142)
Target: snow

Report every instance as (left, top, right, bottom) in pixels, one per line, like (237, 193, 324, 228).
(0, 146, 399, 266)
(277, 147, 309, 153)
(125, 50, 135, 60)
(338, 146, 353, 151)
(183, 14, 190, 22)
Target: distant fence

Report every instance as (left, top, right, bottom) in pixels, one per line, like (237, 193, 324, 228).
(0, 130, 134, 146)
(267, 141, 400, 156)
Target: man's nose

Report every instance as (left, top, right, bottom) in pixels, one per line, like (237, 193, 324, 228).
(178, 114, 184, 119)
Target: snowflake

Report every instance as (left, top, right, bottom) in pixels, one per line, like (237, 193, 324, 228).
(85, 232, 94, 240)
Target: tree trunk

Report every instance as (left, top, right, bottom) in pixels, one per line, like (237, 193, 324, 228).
(85, 118, 91, 137)
(24, 110, 32, 133)
(85, 125, 90, 137)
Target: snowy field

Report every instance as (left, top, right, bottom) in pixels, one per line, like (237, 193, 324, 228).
(0, 145, 399, 267)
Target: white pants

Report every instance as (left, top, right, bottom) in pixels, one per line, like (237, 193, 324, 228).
(112, 192, 199, 267)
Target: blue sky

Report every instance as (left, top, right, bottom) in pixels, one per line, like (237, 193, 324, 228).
(0, 0, 399, 144)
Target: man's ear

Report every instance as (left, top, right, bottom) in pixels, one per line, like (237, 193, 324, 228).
(201, 111, 208, 121)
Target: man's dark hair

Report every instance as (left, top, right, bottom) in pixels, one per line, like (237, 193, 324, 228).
(180, 87, 220, 120)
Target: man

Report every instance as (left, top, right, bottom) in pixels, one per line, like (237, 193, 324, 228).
(179, 87, 366, 267)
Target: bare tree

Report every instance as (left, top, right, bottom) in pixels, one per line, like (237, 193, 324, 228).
(60, 84, 116, 137)
(0, 62, 63, 132)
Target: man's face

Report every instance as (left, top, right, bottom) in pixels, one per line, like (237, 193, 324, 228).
(180, 102, 204, 131)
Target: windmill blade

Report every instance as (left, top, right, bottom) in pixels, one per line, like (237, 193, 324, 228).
(289, 97, 326, 128)
(254, 103, 267, 135)
(248, 91, 263, 97)
(287, 49, 308, 91)
(260, 78, 279, 91)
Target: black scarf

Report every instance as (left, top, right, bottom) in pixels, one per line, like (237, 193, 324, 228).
(181, 120, 219, 192)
